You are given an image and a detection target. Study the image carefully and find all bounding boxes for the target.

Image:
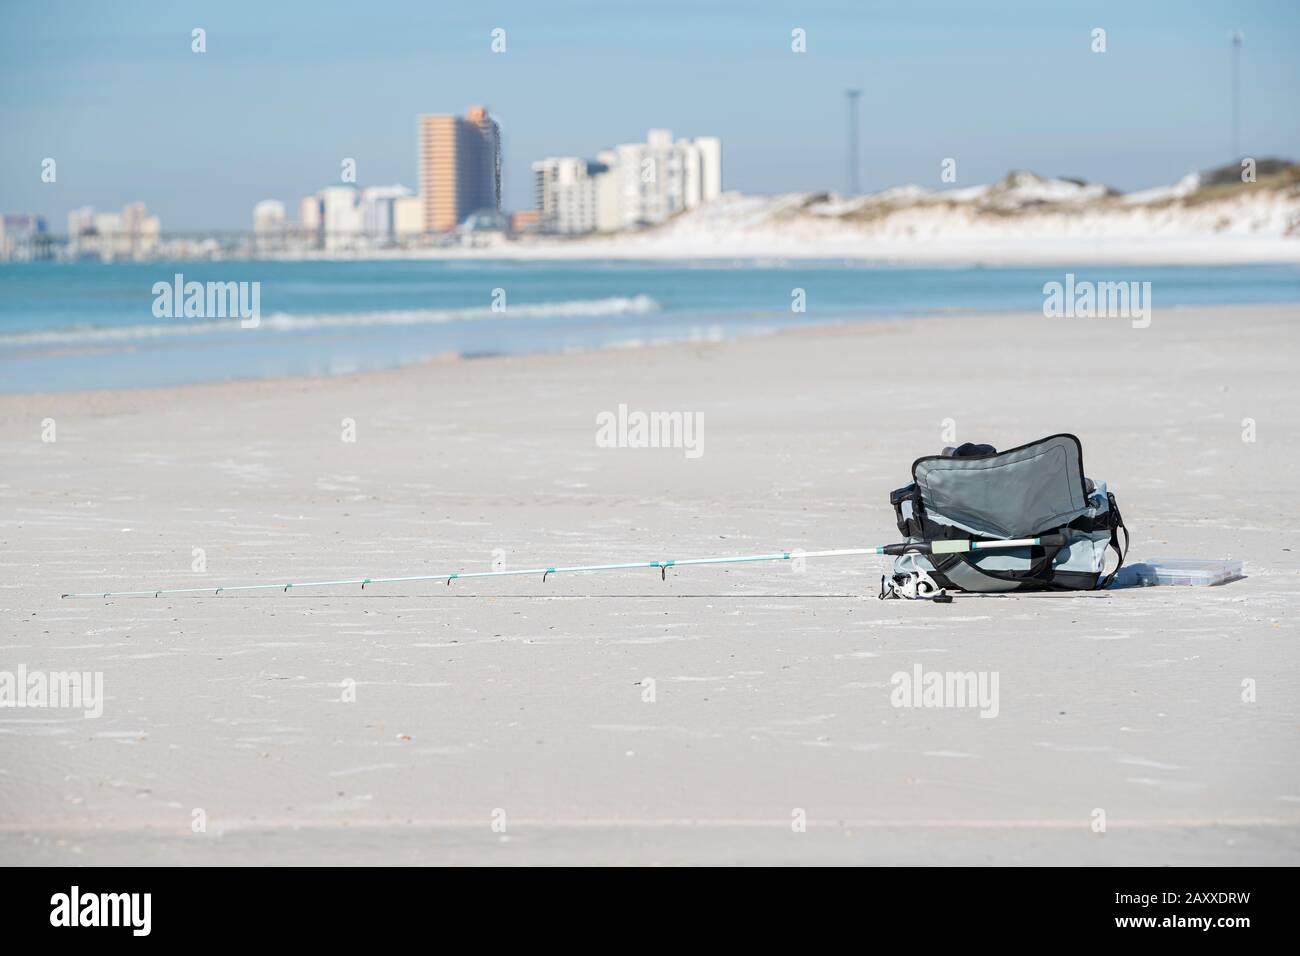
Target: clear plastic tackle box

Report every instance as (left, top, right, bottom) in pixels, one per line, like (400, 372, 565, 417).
(1113, 558, 1244, 588)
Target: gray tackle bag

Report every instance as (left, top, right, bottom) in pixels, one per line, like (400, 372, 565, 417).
(883, 434, 1128, 598)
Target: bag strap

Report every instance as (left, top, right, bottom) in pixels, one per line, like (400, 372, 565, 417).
(930, 539, 1065, 588)
(1098, 493, 1129, 589)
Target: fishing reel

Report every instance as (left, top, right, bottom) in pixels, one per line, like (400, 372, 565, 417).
(879, 568, 953, 603)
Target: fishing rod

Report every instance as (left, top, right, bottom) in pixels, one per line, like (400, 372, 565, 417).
(60, 534, 1063, 599)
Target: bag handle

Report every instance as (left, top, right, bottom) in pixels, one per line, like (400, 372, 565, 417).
(1098, 494, 1129, 589)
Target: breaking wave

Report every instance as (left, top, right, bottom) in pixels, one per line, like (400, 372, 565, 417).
(0, 295, 661, 347)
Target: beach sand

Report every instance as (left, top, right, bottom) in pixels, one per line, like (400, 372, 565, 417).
(388, 234, 1300, 265)
(1, 304, 1297, 865)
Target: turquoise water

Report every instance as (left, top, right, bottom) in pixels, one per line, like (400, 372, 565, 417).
(1, 260, 1297, 392)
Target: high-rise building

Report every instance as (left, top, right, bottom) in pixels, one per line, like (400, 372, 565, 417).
(614, 129, 721, 226)
(695, 137, 722, 204)
(67, 206, 95, 238)
(532, 157, 611, 234)
(532, 130, 722, 234)
(253, 199, 286, 232)
(299, 195, 323, 232)
(251, 200, 287, 256)
(66, 202, 159, 259)
(392, 196, 423, 239)
(418, 105, 501, 233)
(0, 214, 47, 262)
(358, 185, 413, 240)
(318, 185, 362, 251)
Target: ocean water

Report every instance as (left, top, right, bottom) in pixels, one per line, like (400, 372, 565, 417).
(0, 260, 1297, 393)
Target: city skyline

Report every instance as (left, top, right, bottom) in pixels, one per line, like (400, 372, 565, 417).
(2, 0, 1299, 230)
(11, 116, 729, 260)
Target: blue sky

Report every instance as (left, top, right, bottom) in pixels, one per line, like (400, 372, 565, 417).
(2, 0, 1297, 230)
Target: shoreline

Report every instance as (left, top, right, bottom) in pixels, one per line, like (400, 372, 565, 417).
(293, 236, 1300, 266)
(9, 237, 1300, 268)
(0, 301, 1291, 402)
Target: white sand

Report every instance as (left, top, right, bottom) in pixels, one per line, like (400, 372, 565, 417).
(297, 234, 1300, 265)
(2, 304, 1298, 865)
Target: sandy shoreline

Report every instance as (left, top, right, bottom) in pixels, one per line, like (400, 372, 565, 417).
(259, 235, 1300, 266)
(2, 304, 1298, 865)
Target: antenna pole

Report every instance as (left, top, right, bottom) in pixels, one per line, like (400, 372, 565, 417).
(846, 89, 861, 194)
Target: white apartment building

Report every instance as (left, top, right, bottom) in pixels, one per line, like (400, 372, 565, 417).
(317, 185, 362, 251)
(358, 185, 414, 240)
(67, 206, 95, 238)
(299, 195, 323, 232)
(695, 136, 722, 204)
(253, 199, 286, 232)
(533, 130, 721, 234)
(289, 185, 418, 248)
(67, 202, 160, 259)
(0, 214, 46, 262)
(392, 195, 423, 238)
(532, 157, 615, 234)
